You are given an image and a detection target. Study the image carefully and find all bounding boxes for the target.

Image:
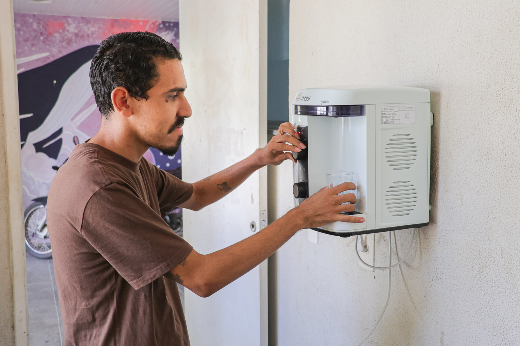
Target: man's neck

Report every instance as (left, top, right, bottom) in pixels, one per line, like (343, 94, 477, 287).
(89, 121, 148, 163)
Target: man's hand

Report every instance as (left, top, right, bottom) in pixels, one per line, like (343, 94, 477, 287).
(172, 182, 364, 298)
(179, 121, 302, 211)
(295, 182, 365, 228)
(256, 122, 305, 166)
(180, 123, 305, 211)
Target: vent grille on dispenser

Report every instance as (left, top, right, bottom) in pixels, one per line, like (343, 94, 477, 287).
(385, 181, 417, 217)
(385, 134, 417, 170)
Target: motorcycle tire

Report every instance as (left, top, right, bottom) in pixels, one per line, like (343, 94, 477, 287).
(24, 201, 52, 259)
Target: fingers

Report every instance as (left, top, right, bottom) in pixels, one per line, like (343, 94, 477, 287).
(277, 122, 298, 138)
(271, 142, 303, 154)
(273, 123, 306, 155)
(297, 186, 365, 226)
(278, 151, 297, 163)
(284, 152, 296, 163)
(316, 188, 357, 210)
(336, 200, 356, 212)
(329, 182, 356, 194)
(267, 150, 296, 164)
(326, 203, 365, 223)
(336, 192, 357, 204)
(272, 133, 305, 149)
(338, 215, 365, 223)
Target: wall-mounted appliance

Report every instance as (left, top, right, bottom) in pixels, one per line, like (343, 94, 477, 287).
(292, 86, 432, 237)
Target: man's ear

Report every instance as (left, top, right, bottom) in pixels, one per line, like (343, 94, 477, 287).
(111, 87, 133, 118)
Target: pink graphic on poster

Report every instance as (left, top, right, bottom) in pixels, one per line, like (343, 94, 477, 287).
(15, 13, 182, 209)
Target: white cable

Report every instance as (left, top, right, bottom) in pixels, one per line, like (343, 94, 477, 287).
(355, 229, 416, 270)
(393, 231, 401, 263)
(358, 231, 393, 346)
(355, 234, 402, 270)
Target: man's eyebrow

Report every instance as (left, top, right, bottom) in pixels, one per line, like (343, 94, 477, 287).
(164, 87, 186, 94)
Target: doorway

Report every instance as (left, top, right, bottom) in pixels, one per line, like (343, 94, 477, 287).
(266, 0, 290, 345)
(12, 2, 183, 345)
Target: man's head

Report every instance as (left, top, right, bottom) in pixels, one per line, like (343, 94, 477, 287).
(90, 32, 191, 156)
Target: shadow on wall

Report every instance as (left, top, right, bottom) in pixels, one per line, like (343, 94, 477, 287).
(429, 91, 441, 227)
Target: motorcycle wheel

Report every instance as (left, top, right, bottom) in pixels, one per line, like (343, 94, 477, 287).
(164, 212, 183, 237)
(24, 201, 52, 259)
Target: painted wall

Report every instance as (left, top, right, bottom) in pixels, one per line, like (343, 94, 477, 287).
(271, 0, 520, 345)
(0, 1, 29, 344)
(180, 0, 268, 344)
(0, 43, 16, 346)
(14, 14, 182, 210)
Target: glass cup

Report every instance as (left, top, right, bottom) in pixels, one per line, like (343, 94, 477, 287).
(326, 171, 358, 205)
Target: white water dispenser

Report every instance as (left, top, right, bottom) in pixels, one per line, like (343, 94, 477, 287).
(292, 86, 432, 236)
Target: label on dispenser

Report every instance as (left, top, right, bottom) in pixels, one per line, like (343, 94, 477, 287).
(381, 105, 416, 125)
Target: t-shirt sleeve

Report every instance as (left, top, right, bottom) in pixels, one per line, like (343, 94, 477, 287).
(146, 162, 193, 216)
(81, 183, 193, 290)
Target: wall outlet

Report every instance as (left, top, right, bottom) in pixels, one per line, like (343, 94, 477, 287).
(357, 233, 375, 271)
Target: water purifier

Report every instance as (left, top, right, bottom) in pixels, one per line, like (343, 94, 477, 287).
(292, 86, 432, 237)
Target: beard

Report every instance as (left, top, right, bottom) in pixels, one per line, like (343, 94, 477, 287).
(157, 134, 183, 156)
(155, 116, 185, 156)
(167, 116, 185, 135)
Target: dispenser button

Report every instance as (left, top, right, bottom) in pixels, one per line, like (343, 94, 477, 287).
(292, 125, 308, 161)
(293, 182, 308, 198)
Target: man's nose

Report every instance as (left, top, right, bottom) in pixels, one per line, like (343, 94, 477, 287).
(179, 96, 192, 118)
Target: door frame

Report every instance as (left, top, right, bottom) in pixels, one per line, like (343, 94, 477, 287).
(0, 0, 29, 345)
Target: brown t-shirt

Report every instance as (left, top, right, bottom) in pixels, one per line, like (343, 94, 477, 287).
(47, 143, 194, 346)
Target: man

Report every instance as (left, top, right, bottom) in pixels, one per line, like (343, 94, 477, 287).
(47, 31, 364, 346)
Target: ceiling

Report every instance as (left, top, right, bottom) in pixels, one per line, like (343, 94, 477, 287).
(13, 0, 179, 21)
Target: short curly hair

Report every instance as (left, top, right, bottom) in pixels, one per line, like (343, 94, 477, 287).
(89, 31, 182, 117)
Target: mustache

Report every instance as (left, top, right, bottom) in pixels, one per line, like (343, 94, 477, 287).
(167, 117, 185, 134)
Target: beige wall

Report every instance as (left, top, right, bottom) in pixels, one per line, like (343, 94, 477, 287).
(0, 0, 29, 344)
(180, 0, 269, 344)
(0, 52, 15, 346)
(271, 0, 520, 345)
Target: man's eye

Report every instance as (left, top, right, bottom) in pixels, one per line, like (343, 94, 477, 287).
(168, 94, 178, 100)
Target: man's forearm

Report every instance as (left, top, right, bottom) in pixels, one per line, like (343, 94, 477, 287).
(179, 122, 303, 211)
(171, 208, 303, 297)
(172, 181, 365, 297)
(187, 149, 264, 210)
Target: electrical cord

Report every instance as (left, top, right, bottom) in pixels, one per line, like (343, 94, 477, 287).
(355, 233, 402, 270)
(357, 231, 393, 346)
(355, 229, 416, 270)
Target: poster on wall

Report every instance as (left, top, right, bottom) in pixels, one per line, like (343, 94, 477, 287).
(15, 14, 183, 217)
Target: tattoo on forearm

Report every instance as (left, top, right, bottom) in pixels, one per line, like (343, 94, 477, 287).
(165, 271, 184, 285)
(217, 182, 232, 192)
(172, 274, 184, 285)
(164, 259, 187, 284)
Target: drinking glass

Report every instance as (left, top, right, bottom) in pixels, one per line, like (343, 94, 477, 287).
(326, 171, 358, 203)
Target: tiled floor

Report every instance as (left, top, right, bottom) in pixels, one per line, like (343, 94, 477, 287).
(26, 255, 64, 346)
